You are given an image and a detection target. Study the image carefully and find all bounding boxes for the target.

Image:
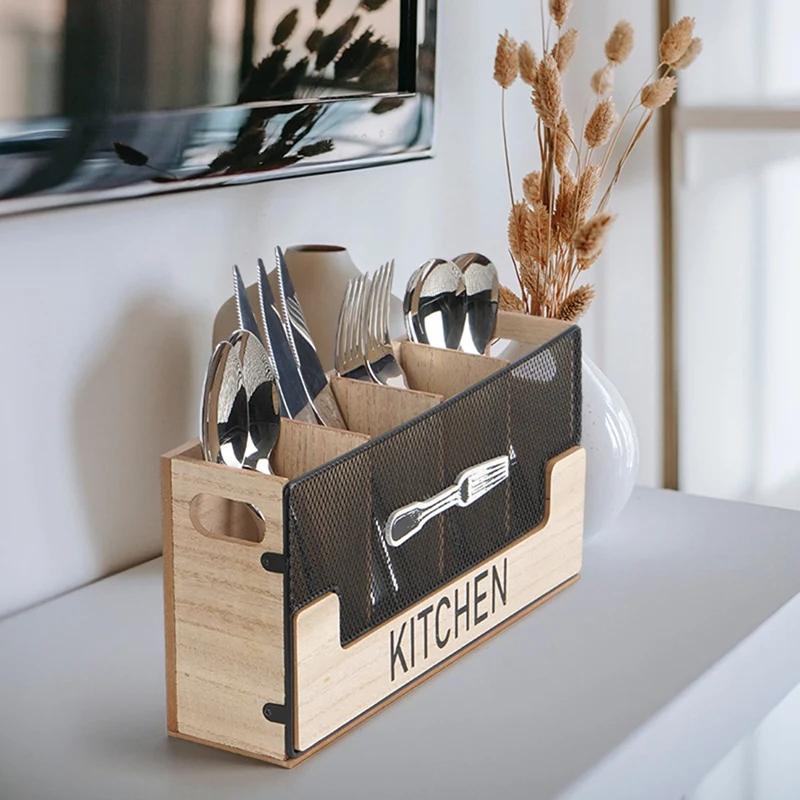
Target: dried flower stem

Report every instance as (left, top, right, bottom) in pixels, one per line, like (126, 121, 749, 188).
(500, 90, 525, 298)
(598, 65, 660, 179)
(497, 10, 698, 320)
(597, 108, 653, 211)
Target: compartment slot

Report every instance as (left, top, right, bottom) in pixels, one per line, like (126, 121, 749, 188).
(330, 376, 443, 438)
(271, 418, 370, 481)
(398, 341, 509, 399)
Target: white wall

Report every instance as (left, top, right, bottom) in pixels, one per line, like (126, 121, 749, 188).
(0, 0, 661, 619)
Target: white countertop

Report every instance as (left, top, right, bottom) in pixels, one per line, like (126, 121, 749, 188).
(2, 488, 800, 800)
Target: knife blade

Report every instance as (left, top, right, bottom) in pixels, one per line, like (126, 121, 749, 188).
(255, 259, 319, 425)
(233, 264, 263, 342)
(275, 246, 347, 429)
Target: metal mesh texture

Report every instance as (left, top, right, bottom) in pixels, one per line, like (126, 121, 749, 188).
(286, 326, 581, 645)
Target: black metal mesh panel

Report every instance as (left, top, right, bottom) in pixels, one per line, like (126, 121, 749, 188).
(286, 326, 581, 645)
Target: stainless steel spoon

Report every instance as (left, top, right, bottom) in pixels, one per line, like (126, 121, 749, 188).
(230, 330, 281, 475)
(200, 338, 249, 469)
(403, 264, 426, 343)
(406, 258, 466, 350)
(452, 253, 499, 355)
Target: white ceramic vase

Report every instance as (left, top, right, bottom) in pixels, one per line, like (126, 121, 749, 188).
(497, 340, 639, 542)
(579, 353, 639, 541)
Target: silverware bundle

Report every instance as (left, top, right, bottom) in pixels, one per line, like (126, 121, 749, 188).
(334, 260, 409, 388)
(201, 246, 348, 475)
(404, 253, 500, 355)
(201, 248, 500, 484)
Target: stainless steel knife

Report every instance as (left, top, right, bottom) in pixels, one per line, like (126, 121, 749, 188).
(275, 246, 347, 429)
(233, 264, 262, 341)
(234, 263, 318, 425)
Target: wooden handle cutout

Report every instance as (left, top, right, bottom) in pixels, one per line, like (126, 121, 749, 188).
(188, 493, 266, 544)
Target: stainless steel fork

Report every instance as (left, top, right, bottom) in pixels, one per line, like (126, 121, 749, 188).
(363, 260, 408, 389)
(334, 274, 370, 381)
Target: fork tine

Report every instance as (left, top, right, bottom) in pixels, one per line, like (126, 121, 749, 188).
(350, 274, 363, 360)
(335, 279, 353, 374)
(343, 277, 354, 364)
(366, 269, 378, 349)
(381, 260, 394, 343)
(380, 262, 390, 341)
(376, 262, 388, 345)
(356, 273, 368, 358)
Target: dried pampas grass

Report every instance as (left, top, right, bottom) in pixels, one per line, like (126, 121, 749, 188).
(558, 285, 595, 321)
(659, 16, 694, 66)
(641, 75, 677, 109)
(494, 30, 519, 89)
(573, 213, 615, 261)
(555, 110, 574, 175)
(605, 21, 634, 65)
(519, 41, 538, 86)
(553, 28, 579, 73)
(499, 285, 527, 313)
(495, 6, 699, 319)
(532, 54, 563, 130)
(584, 98, 617, 148)
(673, 37, 703, 70)
(549, 0, 573, 28)
(523, 171, 542, 205)
(591, 64, 614, 95)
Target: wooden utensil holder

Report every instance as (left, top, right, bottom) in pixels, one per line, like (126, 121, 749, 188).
(162, 311, 586, 767)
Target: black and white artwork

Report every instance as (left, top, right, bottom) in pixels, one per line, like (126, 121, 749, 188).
(0, 0, 436, 214)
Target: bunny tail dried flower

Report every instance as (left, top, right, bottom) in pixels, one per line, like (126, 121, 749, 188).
(494, 30, 519, 89)
(555, 170, 577, 243)
(673, 37, 703, 70)
(591, 64, 614, 95)
(575, 162, 601, 222)
(519, 41, 538, 86)
(659, 16, 695, 66)
(605, 21, 634, 65)
(573, 213, 616, 261)
(555, 110, 574, 175)
(549, 0, 573, 28)
(532, 54, 563, 130)
(523, 171, 542, 205)
(553, 28, 579, 73)
(499, 285, 527, 313)
(641, 75, 677, 109)
(508, 202, 528, 262)
(584, 97, 618, 148)
(558, 284, 595, 321)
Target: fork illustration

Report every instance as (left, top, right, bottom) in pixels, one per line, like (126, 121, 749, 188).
(385, 455, 510, 547)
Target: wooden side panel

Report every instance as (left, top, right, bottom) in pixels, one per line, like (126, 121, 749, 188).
(166, 450, 288, 761)
(494, 310, 572, 349)
(271, 417, 370, 481)
(330, 376, 443, 437)
(399, 341, 509, 399)
(293, 447, 586, 752)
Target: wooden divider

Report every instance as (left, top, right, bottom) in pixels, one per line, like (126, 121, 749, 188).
(398, 341, 509, 399)
(330, 376, 443, 437)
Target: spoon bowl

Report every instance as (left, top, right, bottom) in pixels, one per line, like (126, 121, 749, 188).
(407, 258, 466, 349)
(200, 338, 249, 469)
(452, 253, 499, 355)
(230, 330, 281, 475)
